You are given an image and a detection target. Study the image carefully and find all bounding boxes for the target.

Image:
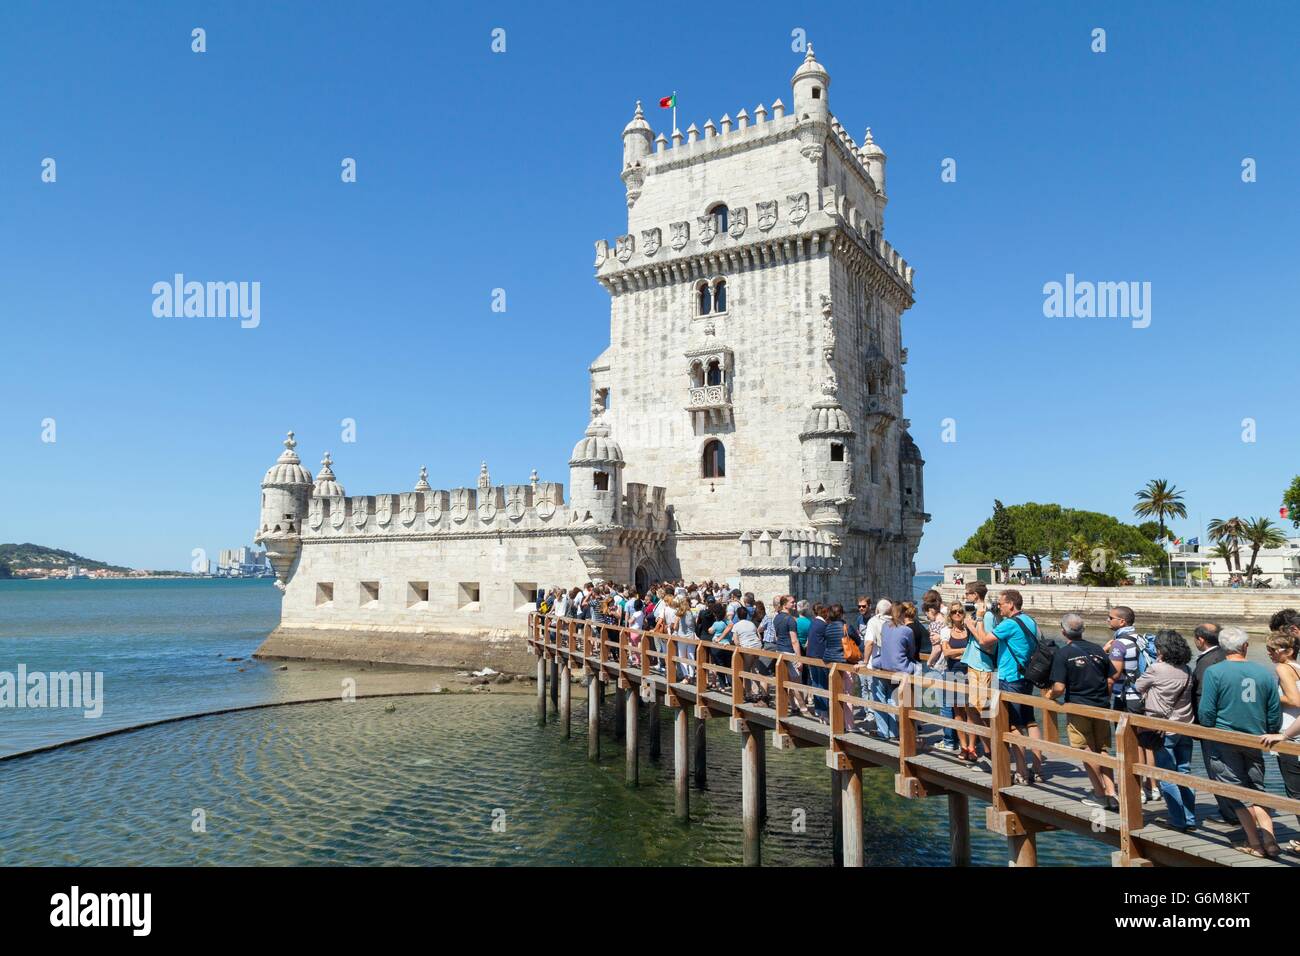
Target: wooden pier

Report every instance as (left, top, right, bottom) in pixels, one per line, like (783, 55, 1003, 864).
(529, 614, 1300, 867)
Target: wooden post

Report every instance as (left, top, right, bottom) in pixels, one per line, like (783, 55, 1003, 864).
(841, 763, 864, 868)
(694, 714, 708, 789)
(615, 687, 626, 741)
(560, 664, 571, 739)
(831, 768, 843, 867)
(1115, 716, 1147, 865)
(674, 707, 689, 820)
(536, 653, 546, 726)
(625, 687, 639, 785)
(587, 673, 600, 762)
(757, 719, 768, 821)
(741, 721, 762, 866)
(1008, 832, 1037, 867)
(948, 792, 971, 866)
(648, 698, 661, 759)
(550, 659, 559, 714)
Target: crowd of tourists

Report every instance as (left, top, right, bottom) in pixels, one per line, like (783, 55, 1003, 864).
(538, 580, 1300, 859)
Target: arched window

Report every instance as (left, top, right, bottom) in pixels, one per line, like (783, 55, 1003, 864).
(705, 359, 722, 386)
(702, 440, 725, 479)
(708, 203, 728, 235)
(697, 282, 712, 315)
(712, 278, 726, 313)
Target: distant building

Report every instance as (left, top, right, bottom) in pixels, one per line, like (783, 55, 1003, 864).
(216, 547, 270, 578)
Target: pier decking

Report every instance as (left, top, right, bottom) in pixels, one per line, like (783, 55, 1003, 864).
(528, 614, 1300, 867)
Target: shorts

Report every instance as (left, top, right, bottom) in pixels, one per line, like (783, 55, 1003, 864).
(966, 669, 994, 709)
(1066, 715, 1112, 752)
(1208, 743, 1266, 810)
(998, 677, 1036, 729)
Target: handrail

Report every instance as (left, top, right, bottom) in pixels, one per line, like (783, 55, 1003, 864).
(529, 612, 1300, 852)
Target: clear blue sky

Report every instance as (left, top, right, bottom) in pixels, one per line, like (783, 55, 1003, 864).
(2, 1, 1296, 572)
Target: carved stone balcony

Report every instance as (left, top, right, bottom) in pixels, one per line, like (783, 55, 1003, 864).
(686, 384, 732, 426)
(864, 394, 898, 430)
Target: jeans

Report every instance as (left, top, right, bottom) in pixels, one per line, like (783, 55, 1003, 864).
(870, 676, 898, 739)
(808, 664, 829, 718)
(1154, 732, 1197, 828)
(1278, 750, 1300, 801)
(1200, 738, 1239, 823)
(926, 666, 957, 749)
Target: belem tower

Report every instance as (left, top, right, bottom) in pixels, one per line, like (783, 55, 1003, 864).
(254, 46, 928, 670)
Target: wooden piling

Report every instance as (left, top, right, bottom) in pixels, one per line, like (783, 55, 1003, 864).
(757, 723, 768, 821)
(625, 689, 639, 785)
(550, 659, 559, 713)
(615, 687, 626, 741)
(741, 721, 762, 866)
(1008, 832, 1037, 867)
(831, 768, 843, 867)
(536, 655, 546, 726)
(948, 792, 971, 866)
(587, 674, 600, 762)
(693, 714, 707, 789)
(674, 708, 689, 820)
(841, 764, 864, 868)
(560, 664, 571, 740)
(648, 700, 661, 759)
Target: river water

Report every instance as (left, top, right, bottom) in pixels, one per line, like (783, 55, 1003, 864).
(0, 577, 1117, 865)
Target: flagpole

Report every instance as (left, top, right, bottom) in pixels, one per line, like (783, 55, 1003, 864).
(672, 90, 677, 135)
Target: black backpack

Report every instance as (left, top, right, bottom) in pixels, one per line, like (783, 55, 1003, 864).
(1005, 616, 1057, 689)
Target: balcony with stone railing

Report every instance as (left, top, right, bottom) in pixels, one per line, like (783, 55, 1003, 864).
(686, 383, 732, 425)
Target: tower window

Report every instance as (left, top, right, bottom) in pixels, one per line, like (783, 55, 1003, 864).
(831, 442, 844, 462)
(697, 282, 712, 315)
(596, 387, 610, 410)
(702, 440, 726, 479)
(712, 278, 726, 313)
(708, 203, 728, 234)
(812, 87, 821, 99)
(593, 471, 610, 491)
(705, 359, 722, 386)
(870, 446, 880, 484)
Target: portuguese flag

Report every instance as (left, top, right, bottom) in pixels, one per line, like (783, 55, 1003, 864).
(659, 94, 676, 109)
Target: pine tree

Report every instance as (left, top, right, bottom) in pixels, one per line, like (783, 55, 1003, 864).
(991, 499, 1017, 576)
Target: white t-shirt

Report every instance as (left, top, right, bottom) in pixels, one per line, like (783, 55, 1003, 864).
(660, 605, 679, 631)
(732, 619, 761, 649)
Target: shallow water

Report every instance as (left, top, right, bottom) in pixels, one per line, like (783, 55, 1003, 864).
(1, 691, 1118, 866)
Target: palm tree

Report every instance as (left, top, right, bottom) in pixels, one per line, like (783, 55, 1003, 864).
(1133, 479, 1188, 544)
(1241, 516, 1287, 583)
(1210, 542, 1235, 585)
(1207, 516, 1246, 573)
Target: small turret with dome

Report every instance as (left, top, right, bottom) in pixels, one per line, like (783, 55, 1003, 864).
(791, 44, 830, 124)
(312, 452, 345, 498)
(256, 431, 314, 590)
(621, 100, 653, 207)
(568, 404, 624, 525)
(861, 126, 886, 195)
(799, 379, 856, 535)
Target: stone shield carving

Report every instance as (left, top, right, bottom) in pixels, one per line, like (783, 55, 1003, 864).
(450, 489, 471, 523)
(615, 234, 634, 263)
(670, 221, 689, 250)
(400, 492, 417, 526)
(537, 498, 555, 521)
(426, 492, 445, 527)
(506, 486, 528, 521)
(788, 192, 809, 225)
(641, 227, 661, 257)
(351, 496, 368, 530)
(697, 215, 717, 244)
(728, 206, 747, 239)
(478, 499, 497, 523)
(330, 499, 346, 529)
(757, 200, 777, 231)
(594, 239, 609, 266)
(376, 494, 393, 527)
(308, 498, 324, 530)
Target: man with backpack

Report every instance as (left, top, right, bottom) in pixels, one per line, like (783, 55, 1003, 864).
(971, 589, 1044, 784)
(1046, 613, 1119, 810)
(1105, 606, 1154, 710)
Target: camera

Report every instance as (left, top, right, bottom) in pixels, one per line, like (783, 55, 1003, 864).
(963, 603, 977, 613)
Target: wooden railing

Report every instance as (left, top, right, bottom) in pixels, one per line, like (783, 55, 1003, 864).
(527, 613, 1300, 867)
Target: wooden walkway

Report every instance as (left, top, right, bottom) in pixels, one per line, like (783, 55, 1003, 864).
(528, 614, 1300, 867)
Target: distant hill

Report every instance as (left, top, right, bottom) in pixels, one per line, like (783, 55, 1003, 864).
(0, 543, 132, 574)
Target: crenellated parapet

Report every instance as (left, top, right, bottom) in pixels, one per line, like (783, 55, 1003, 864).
(736, 527, 842, 575)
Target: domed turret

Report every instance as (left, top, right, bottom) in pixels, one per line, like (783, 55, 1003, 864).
(256, 431, 313, 590)
(622, 100, 653, 167)
(568, 405, 624, 525)
(798, 382, 855, 534)
(861, 127, 886, 195)
(313, 451, 345, 498)
(414, 465, 431, 492)
(791, 44, 830, 123)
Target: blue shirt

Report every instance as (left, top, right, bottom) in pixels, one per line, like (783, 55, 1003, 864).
(993, 613, 1039, 682)
(959, 610, 997, 672)
(821, 620, 849, 663)
(806, 617, 828, 659)
(773, 611, 799, 653)
(879, 623, 916, 673)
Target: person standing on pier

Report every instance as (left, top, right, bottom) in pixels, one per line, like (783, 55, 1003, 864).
(1259, 616, 1300, 854)
(1190, 622, 1236, 825)
(1199, 626, 1283, 858)
(1046, 612, 1119, 810)
(1134, 631, 1198, 830)
(862, 599, 893, 738)
(1106, 606, 1158, 803)
(971, 589, 1041, 784)
(806, 605, 830, 720)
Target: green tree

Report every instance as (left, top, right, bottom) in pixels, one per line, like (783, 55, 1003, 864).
(990, 500, 1017, 576)
(1241, 516, 1287, 583)
(953, 503, 1161, 577)
(1283, 477, 1300, 530)
(1133, 478, 1188, 544)
(1207, 517, 1246, 573)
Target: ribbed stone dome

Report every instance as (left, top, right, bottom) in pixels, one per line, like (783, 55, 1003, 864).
(312, 452, 345, 497)
(569, 414, 624, 466)
(900, 430, 924, 461)
(801, 399, 854, 438)
(792, 44, 829, 84)
(262, 432, 313, 487)
(622, 100, 651, 136)
(860, 127, 884, 158)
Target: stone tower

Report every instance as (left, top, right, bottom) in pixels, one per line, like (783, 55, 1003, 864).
(256, 431, 314, 589)
(590, 45, 928, 602)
